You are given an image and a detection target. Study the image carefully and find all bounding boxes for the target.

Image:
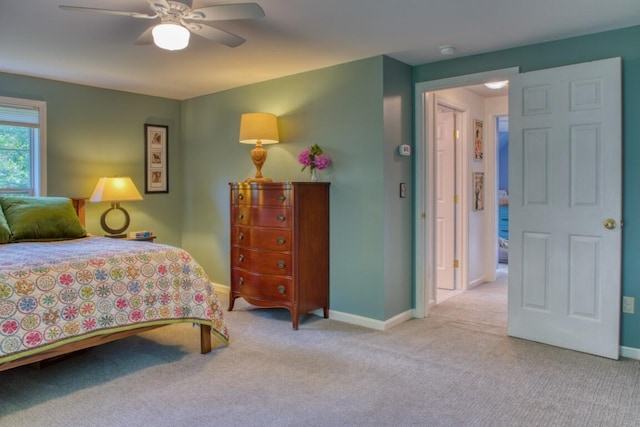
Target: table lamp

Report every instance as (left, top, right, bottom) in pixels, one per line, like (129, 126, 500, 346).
(90, 176, 143, 237)
(239, 112, 279, 182)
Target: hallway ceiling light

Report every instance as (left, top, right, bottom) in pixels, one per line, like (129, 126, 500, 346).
(484, 81, 509, 90)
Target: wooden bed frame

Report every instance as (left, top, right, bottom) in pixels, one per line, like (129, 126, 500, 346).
(0, 198, 212, 372)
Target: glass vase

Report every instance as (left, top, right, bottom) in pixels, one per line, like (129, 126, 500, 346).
(311, 168, 318, 182)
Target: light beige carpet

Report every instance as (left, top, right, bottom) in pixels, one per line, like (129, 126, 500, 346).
(2, 272, 640, 426)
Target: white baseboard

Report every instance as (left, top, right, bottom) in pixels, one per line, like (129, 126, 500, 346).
(214, 282, 413, 331)
(620, 346, 640, 360)
(215, 282, 640, 357)
(467, 277, 485, 289)
(312, 308, 414, 331)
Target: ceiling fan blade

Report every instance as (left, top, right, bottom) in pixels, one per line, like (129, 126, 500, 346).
(59, 5, 157, 19)
(185, 3, 265, 21)
(186, 23, 246, 47)
(134, 27, 155, 45)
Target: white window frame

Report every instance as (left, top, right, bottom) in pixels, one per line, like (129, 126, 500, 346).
(0, 96, 47, 196)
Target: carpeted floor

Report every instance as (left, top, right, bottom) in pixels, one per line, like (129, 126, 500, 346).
(2, 269, 640, 426)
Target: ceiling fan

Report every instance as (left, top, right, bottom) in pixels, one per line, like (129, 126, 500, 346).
(59, 1, 265, 51)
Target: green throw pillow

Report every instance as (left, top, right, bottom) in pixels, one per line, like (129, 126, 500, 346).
(0, 196, 87, 242)
(0, 203, 10, 243)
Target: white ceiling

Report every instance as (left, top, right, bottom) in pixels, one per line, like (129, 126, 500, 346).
(1, 0, 639, 100)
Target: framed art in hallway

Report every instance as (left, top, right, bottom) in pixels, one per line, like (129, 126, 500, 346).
(145, 124, 168, 193)
(473, 172, 484, 211)
(474, 119, 484, 160)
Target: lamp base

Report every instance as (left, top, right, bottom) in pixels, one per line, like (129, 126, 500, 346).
(244, 177, 273, 183)
(100, 203, 131, 235)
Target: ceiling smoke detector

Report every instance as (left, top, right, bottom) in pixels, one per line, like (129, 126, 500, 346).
(438, 45, 456, 56)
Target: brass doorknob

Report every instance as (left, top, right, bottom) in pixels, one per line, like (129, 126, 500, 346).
(603, 218, 617, 230)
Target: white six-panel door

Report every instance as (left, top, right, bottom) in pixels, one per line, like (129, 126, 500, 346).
(508, 57, 622, 359)
(436, 109, 456, 291)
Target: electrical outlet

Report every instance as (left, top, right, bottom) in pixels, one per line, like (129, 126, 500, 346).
(622, 296, 635, 314)
(400, 183, 407, 198)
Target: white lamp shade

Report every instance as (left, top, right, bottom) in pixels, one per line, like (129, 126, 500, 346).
(239, 113, 279, 145)
(152, 23, 190, 51)
(90, 177, 143, 203)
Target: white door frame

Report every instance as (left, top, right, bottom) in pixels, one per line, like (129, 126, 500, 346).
(413, 67, 519, 318)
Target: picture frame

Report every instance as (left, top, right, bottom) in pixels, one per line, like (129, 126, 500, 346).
(474, 119, 484, 160)
(473, 172, 484, 211)
(144, 124, 168, 193)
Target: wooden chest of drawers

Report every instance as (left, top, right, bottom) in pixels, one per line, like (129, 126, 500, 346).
(228, 182, 330, 329)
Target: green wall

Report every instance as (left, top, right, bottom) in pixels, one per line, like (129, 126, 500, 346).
(182, 56, 414, 321)
(382, 56, 414, 318)
(414, 24, 640, 348)
(4, 23, 638, 339)
(0, 57, 416, 324)
(0, 73, 184, 246)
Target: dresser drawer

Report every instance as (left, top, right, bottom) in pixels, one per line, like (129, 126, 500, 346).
(231, 247, 292, 275)
(231, 206, 291, 228)
(231, 225, 291, 251)
(231, 268, 293, 302)
(231, 187, 291, 207)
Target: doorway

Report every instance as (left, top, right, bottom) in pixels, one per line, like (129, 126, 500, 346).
(415, 59, 622, 359)
(497, 116, 509, 266)
(431, 85, 510, 309)
(413, 67, 518, 318)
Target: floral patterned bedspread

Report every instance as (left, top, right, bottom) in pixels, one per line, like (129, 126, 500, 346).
(0, 237, 229, 364)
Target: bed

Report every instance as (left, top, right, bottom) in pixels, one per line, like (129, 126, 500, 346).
(0, 196, 228, 371)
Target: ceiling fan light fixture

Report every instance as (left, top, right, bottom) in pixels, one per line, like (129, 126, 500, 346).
(152, 22, 190, 51)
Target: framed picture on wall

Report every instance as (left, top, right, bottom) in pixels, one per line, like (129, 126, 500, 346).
(474, 119, 484, 160)
(473, 172, 484, 211)
(144, 124, 168, 193)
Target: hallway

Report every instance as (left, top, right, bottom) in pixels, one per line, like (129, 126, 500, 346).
(432, 264, 508, 336)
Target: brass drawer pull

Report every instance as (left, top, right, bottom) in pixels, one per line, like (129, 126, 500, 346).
(277, 237, 286, 245)
(238, 232, 244, 240)
(238, 254, 244, 262)
(277, 285, 286, 295)
(277, 260, 286, 269)
(237, 213, 244, 220)
(239, 277, 244, 286)
(238, 194, 244, 201)
(277, 194, 286, 202)
(277, 214, 286, 222)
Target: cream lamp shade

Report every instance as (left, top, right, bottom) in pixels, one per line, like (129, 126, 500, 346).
(90, 177, 143, 236)
(239, 112, 279, 182)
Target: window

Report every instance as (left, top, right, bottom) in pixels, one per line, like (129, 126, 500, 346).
(0, 97, 46, 196)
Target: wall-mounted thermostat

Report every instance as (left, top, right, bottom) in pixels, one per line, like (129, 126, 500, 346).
(398, 144, 411, 156)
